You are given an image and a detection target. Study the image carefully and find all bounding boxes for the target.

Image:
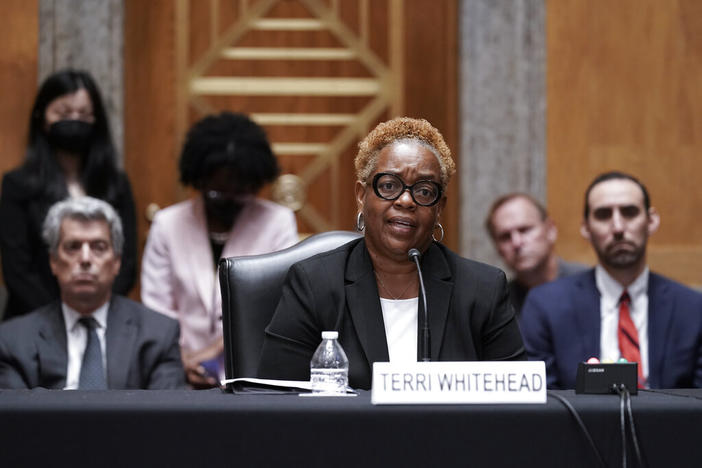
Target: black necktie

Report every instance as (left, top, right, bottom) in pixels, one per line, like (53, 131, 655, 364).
(78, 317, 107, 390)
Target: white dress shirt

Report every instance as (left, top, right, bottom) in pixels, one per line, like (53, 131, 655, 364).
(62, 302, 109, 390)
(380, 297, 418, 362)
(596, 265, 649, 383)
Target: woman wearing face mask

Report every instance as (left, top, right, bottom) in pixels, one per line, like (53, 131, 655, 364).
(141, 112, 298, 388)
(0, 69, 137, 321)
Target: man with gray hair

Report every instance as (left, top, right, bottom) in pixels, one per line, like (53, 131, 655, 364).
(0, 197, 185, 389)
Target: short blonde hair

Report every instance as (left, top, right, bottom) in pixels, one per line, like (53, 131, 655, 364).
(354, 117, 456, 188)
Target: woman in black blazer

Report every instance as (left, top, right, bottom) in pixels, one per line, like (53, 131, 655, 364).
(258, 117, 525, 389)
(0, 69, 136, 320)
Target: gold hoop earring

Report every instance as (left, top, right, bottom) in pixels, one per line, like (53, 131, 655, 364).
(356, 212, 365, 232)
(432, 223, 444, 243)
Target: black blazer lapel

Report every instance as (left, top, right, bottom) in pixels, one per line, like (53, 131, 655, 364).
(36, 305, 69, 389)
(105, 297, 138, 389)
(422, 244, 453, 360)
(573, 271, 601, 360)
(647, 274, 672, 388)
(344, 240, 390, 367)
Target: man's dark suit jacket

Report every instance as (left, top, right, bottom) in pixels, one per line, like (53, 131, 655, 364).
(0, 295, 186, 389)
(0, 168, 137, 320)
(520, 269, 702, 389)
(258, 238, 526, 390)
(508, 258, 588, 316)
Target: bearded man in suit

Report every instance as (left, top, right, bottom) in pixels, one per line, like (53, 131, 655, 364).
(521, 171, 702, 389)
(0, 196, 185, 389)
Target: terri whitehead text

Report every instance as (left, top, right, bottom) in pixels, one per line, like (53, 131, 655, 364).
(377, 372, 543, 393)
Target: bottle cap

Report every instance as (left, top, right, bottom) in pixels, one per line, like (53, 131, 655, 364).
(321, 331, 338, 340)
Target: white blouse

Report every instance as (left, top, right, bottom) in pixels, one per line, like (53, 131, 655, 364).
(380, 297, 419, 362)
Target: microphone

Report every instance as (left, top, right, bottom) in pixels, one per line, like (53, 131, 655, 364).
(408, 248, 430, 362)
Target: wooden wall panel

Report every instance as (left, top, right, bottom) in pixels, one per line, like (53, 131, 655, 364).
(124, 0, 180, 293)
(0, 0, 39, 290)
(0, 0, 38, 177)
(547, 0, 702, 287)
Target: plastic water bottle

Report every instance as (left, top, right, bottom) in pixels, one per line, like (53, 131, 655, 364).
(310, 331, 349, 394)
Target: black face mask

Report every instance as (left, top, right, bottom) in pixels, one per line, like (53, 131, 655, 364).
(47, 120, 94, 154)
(204, 198, 244, 229)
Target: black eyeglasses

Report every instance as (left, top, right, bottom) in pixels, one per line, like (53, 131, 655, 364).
(372, 173, 443, 207)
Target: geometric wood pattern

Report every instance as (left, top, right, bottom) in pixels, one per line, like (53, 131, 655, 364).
(176, 0, 404, 233)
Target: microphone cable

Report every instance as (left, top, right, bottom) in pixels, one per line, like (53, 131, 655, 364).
(644, 388, 702, 401)
(547, 391, 607, 468)
(613, 384, 646, 468)
(617, 385, 627, 468)
(625, 389, 645, 468)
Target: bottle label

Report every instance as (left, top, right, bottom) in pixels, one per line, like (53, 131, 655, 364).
(310, 368, 348, 394)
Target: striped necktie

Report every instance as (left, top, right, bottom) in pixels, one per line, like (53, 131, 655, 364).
(618, 291, 645, 388)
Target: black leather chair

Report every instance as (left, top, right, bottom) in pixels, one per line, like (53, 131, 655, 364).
(219, 230, 362, 379)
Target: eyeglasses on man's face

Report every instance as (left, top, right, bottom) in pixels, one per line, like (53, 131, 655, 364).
(372, 172, 442, 207)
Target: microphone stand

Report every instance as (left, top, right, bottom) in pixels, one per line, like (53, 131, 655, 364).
(408, 248, 430, 362)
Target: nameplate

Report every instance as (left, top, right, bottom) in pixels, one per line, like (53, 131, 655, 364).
(371, 361, 546, 405)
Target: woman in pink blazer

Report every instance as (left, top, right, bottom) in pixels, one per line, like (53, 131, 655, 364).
(141, 113, 298, 388)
